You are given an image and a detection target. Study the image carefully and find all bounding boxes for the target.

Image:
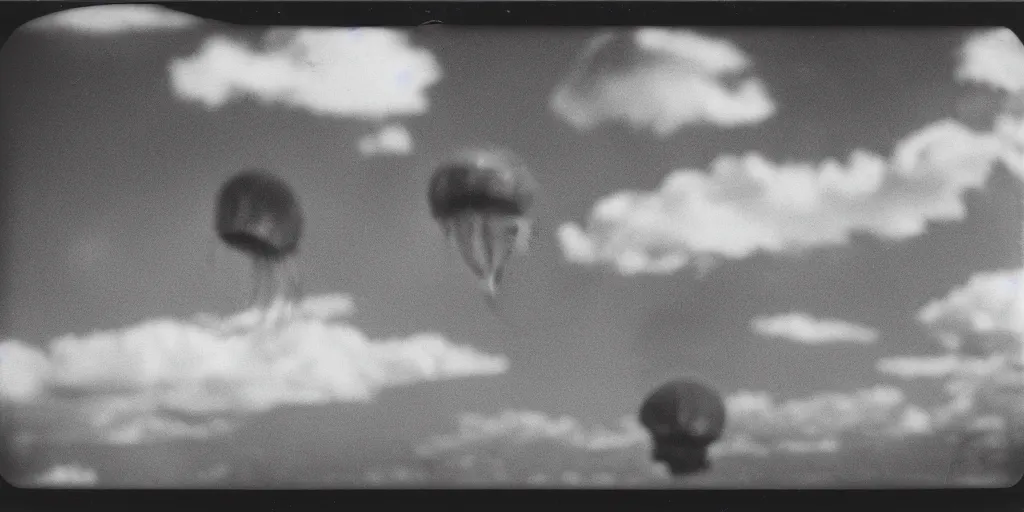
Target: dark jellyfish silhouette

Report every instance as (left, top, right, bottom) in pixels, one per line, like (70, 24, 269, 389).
(214, 169, 304, 324)
(427, 148, 538, 304)
(639, 377, 727, 477)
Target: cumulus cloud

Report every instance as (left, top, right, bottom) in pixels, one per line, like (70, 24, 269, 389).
(879, 268, 1023, 448)
(559, 28, 1024, 277)
(559, 118, 1012, 275)
(751, 312, 879, 345)
(550, 28, 776, 136)
(26, 463, 99, 488)
(956, 28, 1024, 95)
(876, 31, 1024, 438)
(0, 293, 508, 446)
(957, 28, 1024, 180)
(917, 268, 1023, 357)
(169, 28, 442, 120)
(358, 124, 414, 157)
(413, 410, 666, 486)
(25, 5, 199, 35)
(561, 116, 1015, 276)
(389, 388, 931, 485)
(723, 385, 932, 454)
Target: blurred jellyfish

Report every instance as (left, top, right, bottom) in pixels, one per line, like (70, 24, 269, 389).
(214, 169, 304, 329)
(427, 148, 539, 305)
(638, 377, 727, 478)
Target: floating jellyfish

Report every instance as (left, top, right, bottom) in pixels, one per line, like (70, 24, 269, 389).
(638, 377, 727, 478)
(214, 169, 304, 330)
(427, 148, 539, 305)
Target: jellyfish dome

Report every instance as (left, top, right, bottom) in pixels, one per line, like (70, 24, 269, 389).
(214, 169, 305, 327)
(427, 148, 539, 301)
(638, 377, 727, 477)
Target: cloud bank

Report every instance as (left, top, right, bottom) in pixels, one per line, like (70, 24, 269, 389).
(559, 120, 1011, 275)
(559, 29, 1024, 277)
(25, 463, 99, 488)
(358, 124, 414, 157)
(0, 293, 508, 446)
(378, 386, 932, 486)
(723, 385, 933, 452)
(551, 28, 776, 136)
(24, 5, 200, 35)
(878, 268, 1023, 438)
(169, 28, 442, 120)
(750, 312, 879, 345)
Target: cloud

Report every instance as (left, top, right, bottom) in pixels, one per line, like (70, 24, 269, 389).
(25, 463, 99, 488)
(392, 387, 930, 485)
(412, 410, 667, 486)
(879, 268, 1024, 442)
(956, 28, 1024, 95)
(558, 117, 1013, 276)
(916, 268, 1023, 356)
(0, 293, 508, 446)
(169, 28, 442, 120)
(876, 354, 1007, 380)
(723, 385, 933, 453)
(25, 5, 199, 35)
(550, 28, 776, 136)
(0, 339, 52, 404)
(957, 28, 1024, 180)
(559, 28, 1024, 277)
(358, 124, 414, 157)
(751, 312, 879, 345)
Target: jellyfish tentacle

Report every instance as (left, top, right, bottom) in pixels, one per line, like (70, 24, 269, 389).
(450, 214, 487, 281)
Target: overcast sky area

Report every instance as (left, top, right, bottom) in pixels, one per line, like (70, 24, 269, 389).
(0, 5, 1022, 488)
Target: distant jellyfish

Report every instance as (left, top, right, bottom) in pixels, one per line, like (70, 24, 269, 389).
(427, 147, 539, 306)
(638, 377, 727, 478)
(214, 169, 304, 330)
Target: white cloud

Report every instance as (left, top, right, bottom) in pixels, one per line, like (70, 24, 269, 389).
(876, 354, 1007, 380)
(560, 28, 1024, 277)
(358, 124, 414, 157)
(0, 293, 508, 446)
(0, 339, 52, 404)
(413, 410, 668, 486)
(169, 28, 442, 120)
(559, 118, 1012, 275)
(879, 268, 1024, 443)
(956, 28, 1024, 95)
(917, 268, 1023, 356)
(957, 28, 1024, 180)
(751, 312, 879, 345)
(26, 5, 199, 35)
(723, 385, 933, 452)
(550, 28, 776, 136)
(398, 388, 931, 485)
(26, 463, 99, 488)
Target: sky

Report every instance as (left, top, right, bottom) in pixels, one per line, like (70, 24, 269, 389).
(0, 5, 1022, 488)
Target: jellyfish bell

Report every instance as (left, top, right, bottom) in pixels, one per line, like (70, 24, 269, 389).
(214, 169, 305, 333)
(427, 147, 539, 304)
(638, 377, 727, 478)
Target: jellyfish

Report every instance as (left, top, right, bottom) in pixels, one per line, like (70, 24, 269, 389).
(427, 148, 538, 305)
(214, 169, 304, 330)
(638, 377, 727, 478)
